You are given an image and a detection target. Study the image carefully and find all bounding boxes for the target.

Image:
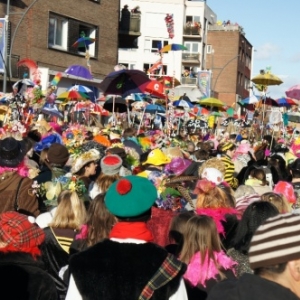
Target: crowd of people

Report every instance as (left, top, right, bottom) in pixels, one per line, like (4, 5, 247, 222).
(1, 114, 300, 299)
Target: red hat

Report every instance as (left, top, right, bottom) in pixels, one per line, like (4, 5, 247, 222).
(0, 211, 45, 257)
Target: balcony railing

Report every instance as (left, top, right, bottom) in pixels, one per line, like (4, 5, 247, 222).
(182, 52, 200, 62)
(183, 25, 201, 36)
(119, 13, 141, 35)
(181, 77, 197, 85)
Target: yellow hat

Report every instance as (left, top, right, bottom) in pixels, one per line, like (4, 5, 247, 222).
(142, 148, 171, 166)
(220, 142, 235, 152)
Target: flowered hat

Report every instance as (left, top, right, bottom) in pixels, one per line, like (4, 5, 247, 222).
(164, 157, 192, 176)
(71, 149, 100, 174)
(142, 148, 171, 166)
(105, 175, 157, 218)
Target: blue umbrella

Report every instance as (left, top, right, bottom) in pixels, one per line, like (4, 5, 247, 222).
(41, 104, 64, 119)
(68, 85, 93, 93)
(173, 100, 194, 108)
(65, 65, 93, 80)
(145, 104, 165, 114)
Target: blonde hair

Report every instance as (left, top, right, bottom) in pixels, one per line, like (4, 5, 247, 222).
(198, 158, 225, 178)
(50, 190, 86, 230)
(180, 215, 225, 278)
(95, 173, 121, 193)
(261, 192, 291, 214)
(39, 148, 49, 166)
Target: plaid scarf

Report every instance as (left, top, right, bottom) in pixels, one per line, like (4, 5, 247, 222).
(138, 253, 185, 300)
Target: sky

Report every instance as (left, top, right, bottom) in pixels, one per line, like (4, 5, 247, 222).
(207, 0, 300, 99)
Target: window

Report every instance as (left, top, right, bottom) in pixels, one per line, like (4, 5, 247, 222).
(48, 13, 98, 58)
(186, 15, 201, 23)
(144, 38, 168, 53)
(207, 45, 212, 54)
(184, 42, 199, 53)
(120, 63, 135, 69)
(48, 15, 68, 50)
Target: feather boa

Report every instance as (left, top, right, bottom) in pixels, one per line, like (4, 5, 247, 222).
(195, 207, 238, 236)
(0, 161, 28, 177)
(184, 251, 237, 287)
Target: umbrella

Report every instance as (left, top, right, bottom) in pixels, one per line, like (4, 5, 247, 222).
(240, 95, 259, 104)
(72, 36, 96, 49)
(99, 69, 151, 98)
(13, 79, 36, 94)
(275, 97, 297, 107)
(140, 80, 165, 99)
(251, 71, 283, 86)
(65, 65, 93, 80)
(56, 90, 89, 101)
(144, 104, 165, 114)
(131, 101, 148, 110)
(41, 104, 63, 119)
(237, 101, 255, 111)
(198, 97, 226, 108)
(103, 97, 128, 113)
(68, 85, 93, 93)
(160, 44, 187, 52)
(186, 119, 208, 133)
(221, 117, 236, 127)
(173, 100, 193, 109)
(285, 84, 300, 100)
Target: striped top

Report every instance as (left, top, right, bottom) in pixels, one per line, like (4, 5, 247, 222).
(220, 154, 238, 189)
(249, 213, 300, 269)
(51, 227, 77, 253)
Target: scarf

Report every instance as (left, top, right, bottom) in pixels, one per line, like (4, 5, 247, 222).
(109, 222, 154, 242)
(184, 251, 237, 287)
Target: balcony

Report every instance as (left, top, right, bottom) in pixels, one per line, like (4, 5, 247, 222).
(119, 13, 141, 48)
(183, 24, 201, 37)
(182, 52, 200, 63)
(181, 77, 197, 86)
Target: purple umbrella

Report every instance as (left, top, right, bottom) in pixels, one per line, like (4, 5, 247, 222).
(65, 65, 93, 80)
(98, 69, 151, 98)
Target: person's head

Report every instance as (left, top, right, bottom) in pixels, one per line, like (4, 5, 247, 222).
(168, 211, 195, 244)
(186, 141, 195, 153)
(50, 190, 86, 230)
(261, 192, 291, 213)
(232, 201, 279, 254)
(123, 127, 136, 139)
(219, 142, 236, 158)
(47, 143, 69, 167)
(105, 175, 157, 222)
(194, 179, 233, 209)
(289, 158, 300, 179)
(198, 157, 225, 179)
(249, 168, 268, 186)
(0, 211, 45, 258)
(180, 215, 222, 265)
(83, 193, 116, 248)
(194, 149, 209, 161)
(71, 149, 100, 177)
(249, 213, 300, 297)
(273, 181, 296, 205)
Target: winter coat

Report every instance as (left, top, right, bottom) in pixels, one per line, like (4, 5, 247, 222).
(0, 171, 39, 217)
(0, 251, 58, 300)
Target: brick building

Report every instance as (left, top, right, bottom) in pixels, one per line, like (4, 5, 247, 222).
(0, 0, 119, 94)
(206, 24, 253, 107)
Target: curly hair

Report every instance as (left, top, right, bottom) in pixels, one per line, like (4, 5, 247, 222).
(198, 157, 225, 178)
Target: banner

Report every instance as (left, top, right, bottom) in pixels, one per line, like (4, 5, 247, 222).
(0, 18, 6, 74)
(198, 70, 211, 99)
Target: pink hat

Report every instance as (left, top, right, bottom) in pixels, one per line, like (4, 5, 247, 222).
(49, 122, 62, 135)
(236, 143, 251, 154)
(164, 157, 192, 176)
(273, 181, 296, 204)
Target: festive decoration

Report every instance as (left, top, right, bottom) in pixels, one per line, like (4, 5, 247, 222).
(165, 14, 174, 39)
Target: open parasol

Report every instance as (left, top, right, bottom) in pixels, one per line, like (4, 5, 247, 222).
(251, 70, 283, 86)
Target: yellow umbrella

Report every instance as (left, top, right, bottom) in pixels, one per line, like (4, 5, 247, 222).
(251, 71, 283, 86)
(198, 97, 226, 108)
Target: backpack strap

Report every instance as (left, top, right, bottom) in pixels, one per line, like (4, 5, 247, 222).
(14, 177, 25, 211)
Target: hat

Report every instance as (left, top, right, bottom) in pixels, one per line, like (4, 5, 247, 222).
(249, 213, 300, 269)
(101, 154, 122, 175)
(273, 181, 296, 204)
(105, 175, 157, 218)
(0, 211, 45, 256)
(142, 148, 171, 166)
(47, 143, 70, 165)
(106, 147, 126, 160)
(164, 157, 192, 176)
(0, 137, 26, 168)
(220, 142, 235, 152)
(71, 149, 100, 174)
(201, 167, 224, 185)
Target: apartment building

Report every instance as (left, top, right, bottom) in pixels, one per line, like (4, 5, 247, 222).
(0, 0, 119, 94)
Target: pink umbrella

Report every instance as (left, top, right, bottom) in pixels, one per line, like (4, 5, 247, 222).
(286, 84, 300, 100)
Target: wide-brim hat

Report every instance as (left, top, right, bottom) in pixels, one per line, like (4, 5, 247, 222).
(164, 157, 192, 176)
(71, 149, 100, 174)
(142, 148, 171, 166)
(105, 175, 157, 218)
(0, 137, 26, 168)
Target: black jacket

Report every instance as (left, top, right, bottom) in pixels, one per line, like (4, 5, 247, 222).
(0, 252, 58, 300)
(207, 273, 299, 300)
